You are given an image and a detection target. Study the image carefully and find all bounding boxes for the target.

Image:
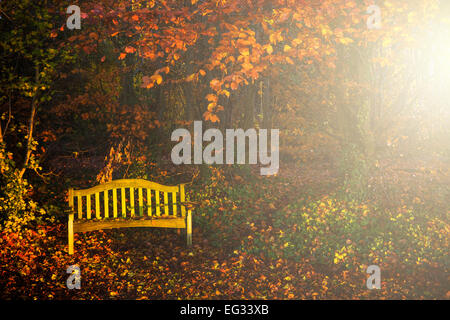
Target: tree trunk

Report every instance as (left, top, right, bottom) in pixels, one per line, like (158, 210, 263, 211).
(19, 65, 40, 179)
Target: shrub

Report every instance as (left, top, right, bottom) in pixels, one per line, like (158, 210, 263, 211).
(0, 143, 45, 232)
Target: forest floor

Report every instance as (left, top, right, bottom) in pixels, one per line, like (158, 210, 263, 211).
(0, 159, 449, 299)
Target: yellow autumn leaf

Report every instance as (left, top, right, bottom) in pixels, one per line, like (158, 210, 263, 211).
(339, 37, 354, 45)
(269, 33, 277, 44)
(186, 73, 196, 82)
(240, 47, 250, 56)
(219, 89, 230, 97)
(285, 57, 294, 64)
(292, 38, 303, 46)
(207, 102, 216, 111)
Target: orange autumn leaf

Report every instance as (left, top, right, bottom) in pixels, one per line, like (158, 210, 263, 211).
(152, 74, 163, 85)
(210, 79, 221, 91)
(206, 94, 218, 103)
(203, 111, 220, 123)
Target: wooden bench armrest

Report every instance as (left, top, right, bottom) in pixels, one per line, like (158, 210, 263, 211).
(180, 201, 197, 211)
(64, 208, 75, 215)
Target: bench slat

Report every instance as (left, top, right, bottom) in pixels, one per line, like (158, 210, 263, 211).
(77, 195, 82, 219)
(72, 179, 179, 197)
(138, 188, 143, 216)
(130, 187, 135, 217)
(121, 188, 126, 218)
(146, 188, 152, 217)
(172, 192, 177, 216)
(155, 191, 161, 216)
(163, 192, 169, 216)
(180, 184, 186, 218)
(95, 192, 100, 219)
(104, 190, 109, 218)
(74, 218, 186, 233)
(113, 189, 118, 218)
(87, 194, 91, 219)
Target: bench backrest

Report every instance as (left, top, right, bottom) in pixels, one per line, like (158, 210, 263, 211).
(68, 179, 187, 220)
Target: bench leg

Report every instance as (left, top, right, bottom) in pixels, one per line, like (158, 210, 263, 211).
(68, 212, 74, 255)
(186, 209, 192, 246)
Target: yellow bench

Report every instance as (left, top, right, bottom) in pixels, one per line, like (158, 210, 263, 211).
(67, 179, 192, 254)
